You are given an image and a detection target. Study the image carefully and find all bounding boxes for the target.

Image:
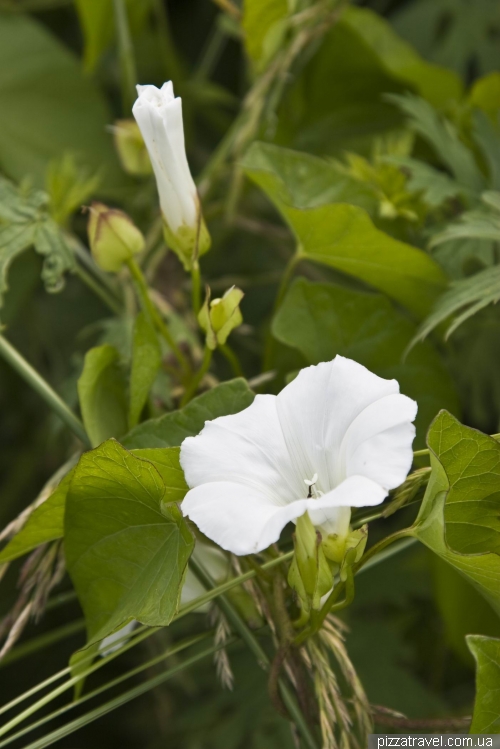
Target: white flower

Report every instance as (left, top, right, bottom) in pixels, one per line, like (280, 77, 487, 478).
(180, 356, 417, 556)
(132, 82, 210, 269)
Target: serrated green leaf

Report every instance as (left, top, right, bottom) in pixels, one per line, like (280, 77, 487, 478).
(0, 13, 120, 189)
(0, 175, 76, 307)
(65, 440, 194, 645)
(272, 278, 459, 445)
(123, 379, 255, 449)
(243, 142, 448, 319)
(385, 156, 463, 207)
(467, 635, 500, 733)
(413, 265, 500, 343)
(129, 312, 162, 429)
(78, 345, 128, 448)
(412, 411, 500, 617)
(388, 93, 485, 194)
(0, 469, 74, 563)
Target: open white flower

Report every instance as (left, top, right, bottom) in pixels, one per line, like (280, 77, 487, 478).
(132, 82, 210, 269)
(181, 356, 417, 556)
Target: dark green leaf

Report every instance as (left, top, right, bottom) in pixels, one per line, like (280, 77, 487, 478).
(243, 142, 448, 319)
(0, 13, 121, 189)
(413, 411, 500, 616)
(65, 440, 194, 644)
(123, 378, 255, 449)
(467, 635, 500, 733)
(129, 312, 162, 429)
(272, 278, 459, 444)
(78, 345, 128, 448)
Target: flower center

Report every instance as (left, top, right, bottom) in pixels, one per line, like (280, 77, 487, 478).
(303, 473, 319, 499)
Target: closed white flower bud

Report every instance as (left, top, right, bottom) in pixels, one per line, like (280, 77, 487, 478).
(132, 82, 210, 270)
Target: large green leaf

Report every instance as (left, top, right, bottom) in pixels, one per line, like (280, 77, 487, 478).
(78, 345, 128, 448)
(467, 635, 500, 733)
(241, 142, 377, 213)
(0, 469, 73, 563)
(0, 176, 75, 308)
(275, 6, 462, 156)
(65, 440, 194, 645)
(131, 447, 188, 504)
(412, 411, 500, 616)
(243, 142, 448, 319)
(0, 13, 120, 188)
(123, 378, 255, 449)
(272, 278, 459, 444)
(128, 312, 162, 429)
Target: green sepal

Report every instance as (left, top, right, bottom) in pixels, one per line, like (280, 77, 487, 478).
(288, 513, 334, 620)
(163, 215, 211, 272)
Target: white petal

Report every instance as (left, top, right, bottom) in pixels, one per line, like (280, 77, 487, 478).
(99, 620, 137, 656)
(344, 394, 417, 489)
(181, 394, 303, 506)
(275, 356, 407, 492)
(182, 481, 311, 555)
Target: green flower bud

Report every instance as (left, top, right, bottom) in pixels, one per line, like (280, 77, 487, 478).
(198, 286, 244, 350)
(288, 513, 333, 622)
(112, 120, 152, 177)
(87, 202, 145, 273)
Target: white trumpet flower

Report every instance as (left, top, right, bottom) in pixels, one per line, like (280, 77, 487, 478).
(132, 82, 210, 269)
(181, 357, 417, 556)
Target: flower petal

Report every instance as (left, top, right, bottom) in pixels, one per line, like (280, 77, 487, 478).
(182, 481, 311, 555)
(180, 394, 303, 506)
(344, 393, 417, 489)
(275, 356, 410, 492)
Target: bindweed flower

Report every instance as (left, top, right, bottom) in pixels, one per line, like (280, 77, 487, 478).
(132, 82, 210, 270)
(180, 356, 417, 557)
(87, 202, 145, 273)
(112, 119, 152, 177)
(198, 286, 244, 350)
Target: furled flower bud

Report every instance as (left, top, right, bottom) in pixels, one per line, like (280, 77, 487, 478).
(288, 513, 333, 622)
(112, 119, 152, 176)
(198, 286, 244, 350)
(87, 202, 145, 273)
(132, 82, 211, 270)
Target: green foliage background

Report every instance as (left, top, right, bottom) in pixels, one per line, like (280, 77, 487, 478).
(1, 0, 500, 746)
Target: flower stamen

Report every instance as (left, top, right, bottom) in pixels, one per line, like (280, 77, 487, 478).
(304, 473, 318, 499)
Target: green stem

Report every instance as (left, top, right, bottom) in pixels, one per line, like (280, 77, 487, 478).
(219, 343, 243, 377)
(189, 558, 319, 749)
(354, 528, 414, 574)
(180, 346, 212, 406)
(0, 334, 90, 447)
(191, 260, 202, 316)
(126, 258, 190, 374)
(0, 633, 211, 748)
(10, 640, 234, 749)
(194, 20, 226, 80)
(0, 621, 85, 670)
(113, 0, 138, 114)
(74, 265, 122, 315)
